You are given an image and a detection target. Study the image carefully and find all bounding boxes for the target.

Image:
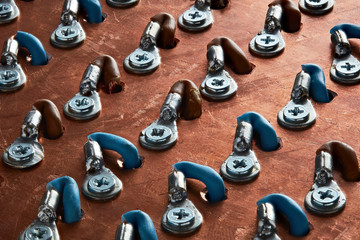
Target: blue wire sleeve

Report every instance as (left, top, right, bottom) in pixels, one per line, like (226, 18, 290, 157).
(330, 23, 360, 39)
(15, 31, 48, 66)
(302, 64, 331, 103)
(121, 210, 158, 240)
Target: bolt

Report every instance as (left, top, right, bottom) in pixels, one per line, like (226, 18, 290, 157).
(335, 61, 360, 78)
(55, 26, 79, 42)
(129, 49, 154, 68)
(205, 77, 230, 94)
(8, 143, 34, 162)
(182, 9, 206, 26)
(255, 34, 280, 51)
(88, 174, 115, 194)
(145, 125, 172, 144)
(283, 105, 309, 123)
(166, 207, 195, 227)
(25, 226, 53, 240)
(305, 0, 328, 9)
(68, 96, 94, 114)
(0, 4, 12, 19)
(226, 157, 254, 176)
(312, 186, 340, 208)
(0, 70, 19, 86)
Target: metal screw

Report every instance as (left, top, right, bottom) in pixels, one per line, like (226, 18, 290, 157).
(68, 96, 94, 113)
(312, 187, 340, 208)
(226, 157, 254, 176)
(0, 70, 19, 86)
(25, 226, 53, 240)
(0, 4, 12, 19)
(166, 207, 195, 227)
(305, 0, 328, 9)
(182, 9, 207, 25)
(88, 174, 116, 194)
(335, 61, 360, 78)
(8, 143, 34, 162)
(129, 49, 154, 68)
(145, 125, 172, 144)
(55, 26, 79, 42)
(255, 34, 280, 51)
(283, 105, 309, 123)
(205, 77, 230, 94)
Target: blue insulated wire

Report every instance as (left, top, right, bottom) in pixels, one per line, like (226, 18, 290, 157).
(302, 64, 331, 103)
(15, 31, 48, 66)
(78, 0, 103, 23)
(330, 23, 360, 39)
(122, 210, 158, 240)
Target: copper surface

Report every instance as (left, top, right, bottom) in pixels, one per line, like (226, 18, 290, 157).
(1, 0, 360, 239)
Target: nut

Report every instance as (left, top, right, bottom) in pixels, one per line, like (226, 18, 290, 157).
(311, 186, 340, 208)
(283, 105, 309, 123)
(88, 174, 116, 194)
(205, 77, 230, 94)
(226, 157, 254, 176)
(182, 9, 206, 26)
(166, 207, 195, 227)
(55, 26, 79, 42)
(129, 49, 154, 68)
(0, 4, 12, 19)
(25, 226, 53, 240)
(335, 61, 360, 79)
(145, 125, 172, 144)
(0, 70, 19, 86)
(8, 143, 34, 162)
(305, 0, 328, 9)
(255, 34, 280, 51)
(68, 96, 95, 113)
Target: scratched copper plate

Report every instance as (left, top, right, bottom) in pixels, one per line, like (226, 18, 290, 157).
(1, 0, 360, 239)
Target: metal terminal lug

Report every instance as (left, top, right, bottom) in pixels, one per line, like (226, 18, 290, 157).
(24, 225, 54, 240)
(255, 34, 280, 51)
(331, 30, 351, 57)
(330, 55, 360, 84)
(168, 171, 187, 203)
(304, 151, 346, 215)
(115, 223, 135, 240)
(0, 0, 19, 24)
(128, 49, 155, 69)
(82, 140, 122, 201)
(55, 26, 79, 42)
(178, 0, 213, 32)
(61, 0, 79, 25)
(140, 21, 160, 51)
(145, 125, 172, 144)
(7, 143, 35, 162)
(264, 5, 282, 33)
(200, 71, 237, 101)
(299, 0, 334, 15)
(107, 0, 139, 8)
(254, 203, 280, 240)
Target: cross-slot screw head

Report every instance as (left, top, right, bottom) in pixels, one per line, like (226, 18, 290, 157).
(68, 96, 95, 113)
(335, 61, 360, 78)
(0, 70, 19, 86)
(255, 34, 280, 51)
(55, 26, 79, 42)
(0, 4, 12, 19)
(25, 226, 53, 240)
(88, 174, 116, 193)
(283, 105, 309, 123)
(145, 125, 172, 144)
(226, 157, 254, 176)
(305, 0, 328, 9)
(8, 143, 34, 162)
(129, 49, 154, 68)
(167, 207, 195, 227)
(311, 186, 340, 208)
(183, 9, 207, 26)
(205, 77, 230, 94)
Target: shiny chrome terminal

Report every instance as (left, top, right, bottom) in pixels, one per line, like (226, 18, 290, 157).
(254, 203, 280, 240)
(0, 0, 19, 24)
(161, 171, 203, 235)
(82, 140, 122, 201)
(2, 110, 44, 168)
(304, 151, 346, 215)
(107, 0, 139, 8)
(278, 71, 317, 129)
(178, 0, 213, 32)
(299, 0, 334, 15)
(115, 223, 135, 240)
(220, 121, 261, 183)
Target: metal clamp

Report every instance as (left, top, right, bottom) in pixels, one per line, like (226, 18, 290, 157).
(330, 30, 360, 84)
(249, 5, 285, 57)
(299, 0, 334, 15)
(124, 21, 161, 74)
(50, 0, 86, 48)
(304, 151, 346, 215)
(107, 0, 139, 8)
(139, 92, 181, 150)
(254, 203, 280, 240)
(220, 121, 260, 183)
(18, 189, 61, 240)
(200, 45, 237, 100)
(161, 170, 203, 235)
(0, 0, 19, 24)
(0, 38, 26, 92)
(178, 0, 213, 32)
(64, 64, 102, 120)
(2, 109, 44, 168)
(81, 140, 122, 201)
(278, 70, 316, 129)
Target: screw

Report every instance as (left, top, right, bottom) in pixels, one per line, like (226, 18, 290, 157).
(88, 174, 116, 194)
(129, 49, 154, 68)
(205, 77, 230, 94)
(0, 4, 12, 19)
(255, 34, 280, 51)
(25, 226, 53, 240)
(226, 157, 254, 176)
(55, 26, 79, 42)
(0, 70, 19, 86)
(166, 207, 195, 227)
(335, 61, 360, 78)
(182, 9, 206, 25)
(305, 0, 328, 9)
(312, 186, 340, 207)
(68, 96, 94, 113)
(8, 143, 34, 162)
(283, 105, 309, 123)
(145, 125, 172, 144)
